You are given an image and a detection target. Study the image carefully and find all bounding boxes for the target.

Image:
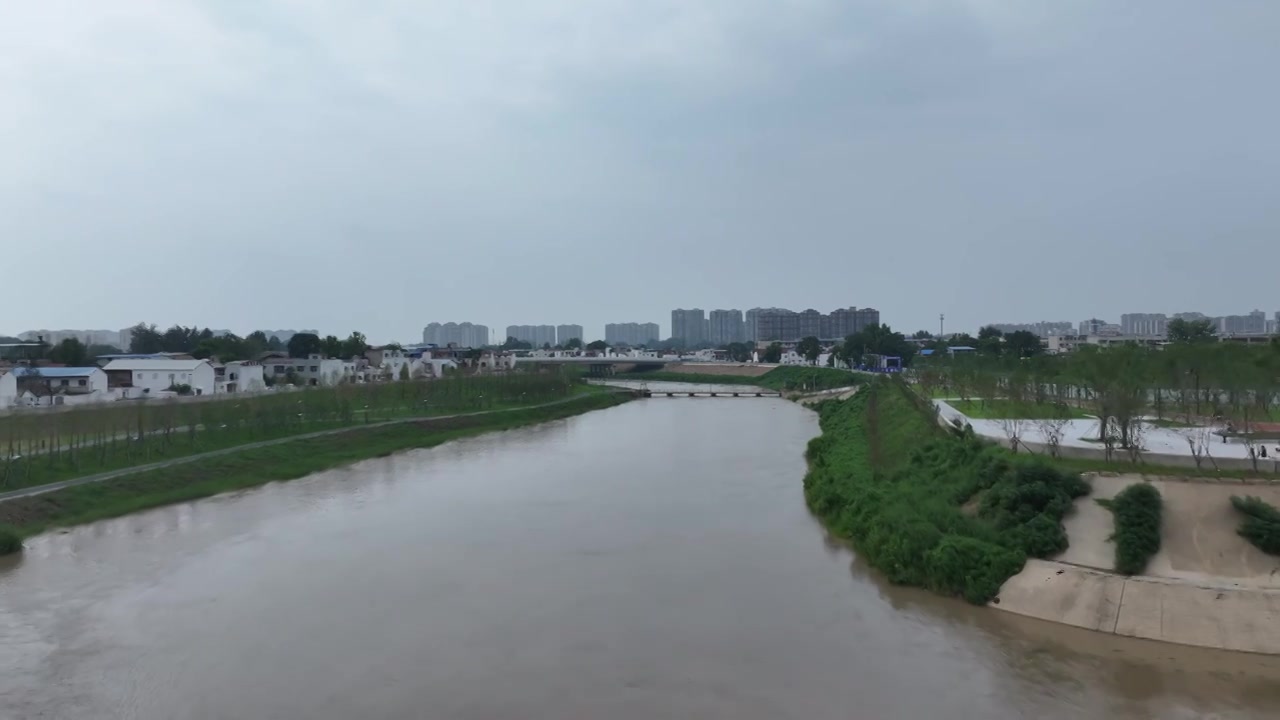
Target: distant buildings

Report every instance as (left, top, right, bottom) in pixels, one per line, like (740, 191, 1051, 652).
(19, 329, 124, 348)
(505, 325, 557, 347)
(670, 309, 707, 344)
(746, 306, 880, 343)
(256, 329, 320, 346)
(985, 321, 1075, 338)
(422, 322, 489, 348)
(556, 324, 584, 345)
(1120, 313, 1167, 337)
(605, 322, 660, 347)
(708, 310, 744, 345)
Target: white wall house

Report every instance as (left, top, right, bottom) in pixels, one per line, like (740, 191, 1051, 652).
(0, 372, 16, 408)
(377, 349, 423, 380)
(4, 366, 111, 406)
(215, 361, 266, 393)
(103, 359, 216, 396)
(261, 354, 347, 386)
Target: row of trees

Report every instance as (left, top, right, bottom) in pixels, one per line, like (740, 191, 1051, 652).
(914, 340, 1280, 468)
(0, 370, 577, 490)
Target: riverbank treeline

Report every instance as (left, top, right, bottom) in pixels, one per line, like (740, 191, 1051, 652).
(0, 372, 576, 493)
(617, 366, 861, 392)
(0, 391, 630, 539)
(803, 377, 1087, 603)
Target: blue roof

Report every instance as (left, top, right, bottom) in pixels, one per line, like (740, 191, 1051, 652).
(949, 346, 976, 351)
(9, 366, 101, 378)
(919, 349, 935, 356)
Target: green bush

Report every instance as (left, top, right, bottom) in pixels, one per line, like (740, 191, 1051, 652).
(0, 525, 23, 555)
(803, 377, 1090, 604)
(1231, 496, 1280, 555)
(1104, 483, 1163, 575)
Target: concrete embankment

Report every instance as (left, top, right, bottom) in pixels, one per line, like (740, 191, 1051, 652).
(993, 473, 1280, 654)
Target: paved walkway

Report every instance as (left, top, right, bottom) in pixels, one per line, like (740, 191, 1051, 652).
(0, 394, 616, 504)
(995, 560, 1280, 654)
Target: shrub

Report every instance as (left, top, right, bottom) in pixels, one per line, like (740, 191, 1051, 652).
(0, 525, 23, 555)
(924, 535, 1026, 604)
(1103, 483, 1163, 575)
(1231, 496, 1280, 555)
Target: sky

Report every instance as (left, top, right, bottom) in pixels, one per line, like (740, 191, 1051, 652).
(3, 1, 1278, 344)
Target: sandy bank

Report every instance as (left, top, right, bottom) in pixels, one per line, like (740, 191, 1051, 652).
(994, 474, 1280, 653)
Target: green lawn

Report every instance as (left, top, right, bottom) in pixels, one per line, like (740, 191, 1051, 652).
(948, 399, 1090, 420)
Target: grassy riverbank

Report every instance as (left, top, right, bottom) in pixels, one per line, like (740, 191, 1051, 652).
(803, 377, 1087, 603)
(0, 391, 630, 539)
(0, 373, 577, 493)
(616, 366, 861, 392)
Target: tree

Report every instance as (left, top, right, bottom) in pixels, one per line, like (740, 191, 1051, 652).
(85, 343, 123, 359)
(288, 332, 323, 358)
(1167, 318, 1216, 344)
(912, 330, 933, 340)
(244, 331, 269, 358)
(586, 340, 608, 352)
(398, 364, 410, 381)
(948, 333, 978, 349)
(501, 336, 533, 351)
(1004, 330, 1043, 358)
(763, 342, 783, 364)
(266, 335, 285, 352)
(724, 341, 751, 363)
(563, 337, 583, 351)
(320, 335, 344, 358)
(843, 323, 916, 367)
(977, 326, 1004, 356)
(127, 323, 163, 354)
(340, 332, 368, 359)
(48, 338, 89, 366)
(797, 336, 822, 365)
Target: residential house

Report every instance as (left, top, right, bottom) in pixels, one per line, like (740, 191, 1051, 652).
(260, 354, 347, 386)
(8, 366, 110, 403)
(102, 359, 217, 395)
(214, 361, 266, 393)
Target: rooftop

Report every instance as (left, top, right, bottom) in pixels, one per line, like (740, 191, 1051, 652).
(7, 366, 103, 378)
(102, 359, 210, 372)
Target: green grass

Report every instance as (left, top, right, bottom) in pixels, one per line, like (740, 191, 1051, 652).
(0, 392, 630, 542)
(0, 376, 587, 493)
(1098, 483, 1162, 575)
(948, 399, 1089, 420)
(616, 365, 862, 392)
(803, 377, 1087, 603)
(1230, 496, 1280, 555)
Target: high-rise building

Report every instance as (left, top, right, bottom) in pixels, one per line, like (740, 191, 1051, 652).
(506, 325, 557, 347)
(1120, 313, 1168, 336)
(556, 324, 584, 345)
(797, 309, 824, 339)
(754, 308, 799, 342)
(670, 309, 707, 343)
(605, 323, 660, 347)
(744, 309, 761, 342)
(422, 322, 489, 347)
(1079, 318, 1109, 335)
(707, 310, 744, 345)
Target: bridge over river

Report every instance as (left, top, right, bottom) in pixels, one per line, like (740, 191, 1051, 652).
(514, 355, 674, 376)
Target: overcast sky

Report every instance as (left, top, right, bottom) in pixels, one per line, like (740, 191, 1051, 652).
(4, 1, 1278, 343)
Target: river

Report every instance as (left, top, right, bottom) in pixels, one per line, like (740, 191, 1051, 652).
(2, 397, 1280, 719)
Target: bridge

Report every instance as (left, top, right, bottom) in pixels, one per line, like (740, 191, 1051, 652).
(639, 389, 781, 398)
(514, 356, 674, 376)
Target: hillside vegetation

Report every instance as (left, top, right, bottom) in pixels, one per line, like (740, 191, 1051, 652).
(803, 377, 1088, 603)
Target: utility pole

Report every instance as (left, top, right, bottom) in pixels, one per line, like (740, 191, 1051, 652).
(939, 313, 945, 339)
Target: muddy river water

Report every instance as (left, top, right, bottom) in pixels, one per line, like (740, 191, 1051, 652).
(2, 397, 1280, 719)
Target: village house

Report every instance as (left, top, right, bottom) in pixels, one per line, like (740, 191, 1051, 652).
(102, 358, 217, 396)
(214, 361, 266, 393)
(0, 371, 17, 409)
(259, 353, 347, 386)
(4, 366, 112, 406)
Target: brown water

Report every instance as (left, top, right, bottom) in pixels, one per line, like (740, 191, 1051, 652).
(3, 398, 1280, 719)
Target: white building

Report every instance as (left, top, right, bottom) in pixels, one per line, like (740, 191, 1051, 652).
(260, 354, 347, 386)
(375, 349, 423, 380)
(0, 372, 16, 408)
(8, 366, 110, 397)
(103, 359, 216, 396)
(215, 361, 266, 393)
